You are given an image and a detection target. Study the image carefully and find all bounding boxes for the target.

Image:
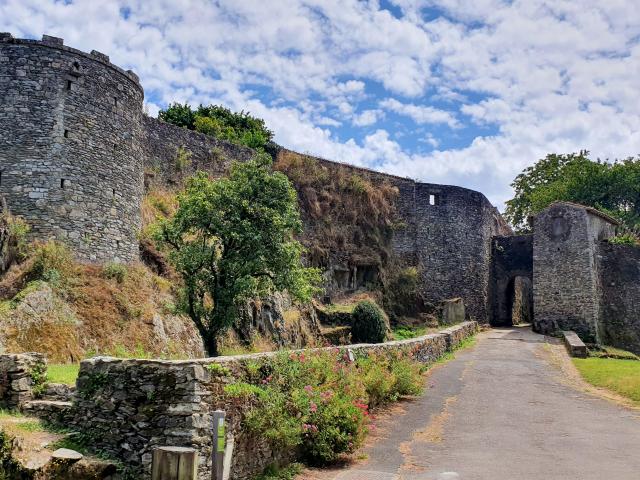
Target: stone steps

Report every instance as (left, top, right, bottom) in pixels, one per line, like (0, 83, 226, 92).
(22, 399, 73, 424)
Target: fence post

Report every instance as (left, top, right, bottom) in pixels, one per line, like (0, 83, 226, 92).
(212, 410, 226, 480)
(151, 446, 198, 480)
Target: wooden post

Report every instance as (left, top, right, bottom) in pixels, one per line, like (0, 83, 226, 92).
(151, 446, 198, 480)
(211, 410, 226, 480)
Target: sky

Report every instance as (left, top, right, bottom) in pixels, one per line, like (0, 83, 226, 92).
(2, 0, 640, 209)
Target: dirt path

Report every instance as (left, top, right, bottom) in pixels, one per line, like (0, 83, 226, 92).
(299, 327, 640, 480)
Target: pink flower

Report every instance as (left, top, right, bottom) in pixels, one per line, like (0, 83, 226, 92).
(310, 401, 318, 413)
(304, 385, 313, 393)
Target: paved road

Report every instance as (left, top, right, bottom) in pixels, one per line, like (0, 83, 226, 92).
(310, 327, 640, 480)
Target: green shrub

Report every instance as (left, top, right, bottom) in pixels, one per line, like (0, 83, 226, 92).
(351, 301, 387, 343)
(225, 349, 424, 466)
(102, 263, 127, 283)
(27, 241, 74, 287)
(609, 233, 640, 246)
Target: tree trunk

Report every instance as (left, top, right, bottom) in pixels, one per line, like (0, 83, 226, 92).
(204, 332, 219, 357)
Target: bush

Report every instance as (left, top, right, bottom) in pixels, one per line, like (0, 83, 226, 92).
(609, 233, 640, 246)
(27, 241, 74, 287)
(224, 349, 423, 466)
(102, 263, 127, 283)
(351, 301, 387, 343)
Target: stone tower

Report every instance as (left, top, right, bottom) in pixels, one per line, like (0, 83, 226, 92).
(0, 33, 144, 262)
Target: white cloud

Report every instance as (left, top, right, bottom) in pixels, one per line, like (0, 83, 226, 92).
(2, 0, 640, 210)
(352, 109, 384, 127)
(380, 98, 460, 128)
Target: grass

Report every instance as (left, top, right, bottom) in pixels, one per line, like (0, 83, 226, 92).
(0, 410, 45, 433)
(573, 357, 640, 403)
(47, 363, 80, 385)
(435, 336, 477, 365)
(392, 326, 427, 340)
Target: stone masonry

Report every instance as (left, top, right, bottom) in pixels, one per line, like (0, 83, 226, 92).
(71, 321, 477, 480)
(533, 202, 617, 342)
(0, 33, 144, 262)
(0, 352, 46, 409)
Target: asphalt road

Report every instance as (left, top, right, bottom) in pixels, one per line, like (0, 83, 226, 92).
(311, 327, 640, 480)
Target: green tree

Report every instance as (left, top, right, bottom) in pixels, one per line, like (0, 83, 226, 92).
(157, 102, 196, 129)
(157, 154, 320, 356)
(504, 151, 640, 232)
(158, 103, 274, 150)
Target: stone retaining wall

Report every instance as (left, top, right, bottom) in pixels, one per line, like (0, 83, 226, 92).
(0, 353, 46, 409)
(73, 321, 477, 479)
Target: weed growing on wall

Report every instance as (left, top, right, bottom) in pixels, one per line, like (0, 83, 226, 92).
(224, 349, 424, 465)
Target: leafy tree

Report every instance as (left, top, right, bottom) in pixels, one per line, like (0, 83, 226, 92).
(157, 102, 195, 129)
(504, 151, 640, 232)
(157, 154, 320, 356)
(158, 103, 273, 150)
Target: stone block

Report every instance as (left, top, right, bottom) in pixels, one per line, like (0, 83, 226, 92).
(562, 331, 588, 358)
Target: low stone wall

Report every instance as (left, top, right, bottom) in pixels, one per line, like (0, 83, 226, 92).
(73, 321, 477, 480)
(0, 353, 46, 409)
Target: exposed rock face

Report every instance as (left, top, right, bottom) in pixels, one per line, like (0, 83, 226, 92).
(233, 292, 321, 349)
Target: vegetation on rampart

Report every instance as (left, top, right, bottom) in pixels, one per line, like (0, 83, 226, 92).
(158, 102, 273, 150)
(0, 241, 203, 363)
(274, 150, 401, 270)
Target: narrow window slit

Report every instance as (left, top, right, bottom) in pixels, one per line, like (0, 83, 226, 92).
(60, 179, 66, 189)
(66, 80, 72, 91)
(64, 130, 69, 138)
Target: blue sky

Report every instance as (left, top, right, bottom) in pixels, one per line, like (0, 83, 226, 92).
(2, 0, 640, 209)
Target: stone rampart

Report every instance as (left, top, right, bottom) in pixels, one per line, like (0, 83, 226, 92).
(73, 321, 477, 480)
(533, 202, 617, 341)
(597, 242, 640, 354)
(0, 33, 144, 262)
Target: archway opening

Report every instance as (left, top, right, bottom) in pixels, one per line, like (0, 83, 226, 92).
(507, 276, 533, 326)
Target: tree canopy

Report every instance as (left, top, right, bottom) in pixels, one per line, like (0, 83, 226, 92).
(157, 154, 320, 356)
(158, 103, 273, 150)
(504, 151, 640, 233)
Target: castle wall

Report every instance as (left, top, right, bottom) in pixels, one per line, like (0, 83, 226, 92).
(0, 34, 143, 262)
(413, 182, 511, 321)
(597, 243, 640, 355)
(142, 116, 254, 185)
(532, 203, 617, 341)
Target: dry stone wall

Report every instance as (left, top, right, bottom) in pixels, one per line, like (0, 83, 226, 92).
(0, 34, 144, 262)
(0, 352, 46, 409)
(72, 321, 477, 480)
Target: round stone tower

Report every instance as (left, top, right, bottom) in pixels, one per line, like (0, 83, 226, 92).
(0, 33, 144, 262)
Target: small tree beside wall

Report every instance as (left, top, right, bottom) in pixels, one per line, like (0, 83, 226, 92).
(157, 154, 320, 356)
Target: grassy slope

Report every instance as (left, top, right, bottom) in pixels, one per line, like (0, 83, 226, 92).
(573, 357, 640, 403)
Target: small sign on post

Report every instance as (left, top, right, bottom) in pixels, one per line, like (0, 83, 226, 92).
(212, 410, 226, 480)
